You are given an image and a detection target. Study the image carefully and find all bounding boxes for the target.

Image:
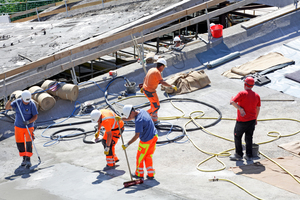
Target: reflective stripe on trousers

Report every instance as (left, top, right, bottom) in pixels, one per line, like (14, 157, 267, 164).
(135, 135, 158, 177)
(15, 126, 34, 157)
(143, 89, 160, 122)
(102, 136, 119, 166)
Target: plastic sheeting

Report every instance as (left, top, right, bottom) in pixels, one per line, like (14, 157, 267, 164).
(196, 42, 236, 67)
(263, 38, 300, 98)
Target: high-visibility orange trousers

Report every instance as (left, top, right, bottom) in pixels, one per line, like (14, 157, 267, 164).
(102, 129, 122, 167)
(144, 90, 160, 122)
(14, 126, 34, 157)
(135, 134, 158, 178)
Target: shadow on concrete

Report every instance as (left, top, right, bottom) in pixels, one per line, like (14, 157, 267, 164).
(92, 167, 125, 185)
(5, 165, 54, 180)
(235, 162, 266, 175)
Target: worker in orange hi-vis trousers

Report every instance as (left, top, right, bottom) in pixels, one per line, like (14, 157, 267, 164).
(90, 109, 124, 171)
(5, 90, 38, 168)
(141, 58, 177, 124)
(121, 105, 158, 180)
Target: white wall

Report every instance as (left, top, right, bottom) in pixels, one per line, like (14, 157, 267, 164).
(0, 14, 11, 23)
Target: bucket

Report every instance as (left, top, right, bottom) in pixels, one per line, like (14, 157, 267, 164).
(210, 24, 223, 38)
(252, 143, 259, 157)
(125, 82, 136, 94)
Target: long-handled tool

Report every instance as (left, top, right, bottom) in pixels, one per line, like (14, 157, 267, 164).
(117, 120, 143, 188)
(16, 100, 41, 166)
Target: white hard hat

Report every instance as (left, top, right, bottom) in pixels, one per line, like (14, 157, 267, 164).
(91, 110, 101, 123)
(21, 90, 31, 103)
(122, 105, 133, 118)
(174, 36, 181, 42)
(157, 58, 167, 67)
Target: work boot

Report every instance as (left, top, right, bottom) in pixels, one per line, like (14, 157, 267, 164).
(103, 164, 115, 171)
(244, 155, 253, 161)
(229, 153, 243, 161)
(25, 156, 32, 168)
(146, 175, 154, 180)
(131, 173, 143, 179)
(21, 156, 27, 166)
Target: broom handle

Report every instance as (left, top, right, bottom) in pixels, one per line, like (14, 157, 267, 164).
(16, 100, 41, 163)
(117, 120, 133, 181)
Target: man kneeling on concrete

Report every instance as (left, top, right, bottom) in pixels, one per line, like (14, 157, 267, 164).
(121, 105, 158, 179)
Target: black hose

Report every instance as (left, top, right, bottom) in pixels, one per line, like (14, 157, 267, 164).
(50, 127, 103, 144)
(156, 98, 222, 132)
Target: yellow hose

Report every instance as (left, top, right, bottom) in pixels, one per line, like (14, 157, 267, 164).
(209, 178, 263, 200)
(116, 94, 300, 198)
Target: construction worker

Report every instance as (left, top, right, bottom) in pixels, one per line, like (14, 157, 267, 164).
(229, 77, 261, 161)
(121, 105, 158, 179)
(5, 90, 38, 168)
(90, 109, 124, 170)
(141, 58, 177, 124)
(168, 36, 185, 52)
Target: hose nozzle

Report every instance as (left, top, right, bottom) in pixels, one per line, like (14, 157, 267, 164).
(209, 177, 219, 182)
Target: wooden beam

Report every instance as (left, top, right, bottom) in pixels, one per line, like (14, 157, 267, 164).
(13, 7, 70, 23)
(0, 0, 259, 97)
(242, 4, 300, 29)
(10, 3, 56, 19)
(55, 0, 82, 6)
(70, 0, 115, 11)
(1, 0, 227, 80)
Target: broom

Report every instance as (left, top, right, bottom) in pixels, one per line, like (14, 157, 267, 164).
(116, 120, 143, 187)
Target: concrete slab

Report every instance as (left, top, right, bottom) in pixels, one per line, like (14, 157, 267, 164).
(1, 1, 300, 200)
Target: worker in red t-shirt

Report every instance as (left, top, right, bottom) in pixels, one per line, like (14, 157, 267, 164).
(229, 77, 261, 161)
(141, 58, 177, 124)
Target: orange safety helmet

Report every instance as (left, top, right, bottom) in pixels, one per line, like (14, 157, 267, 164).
(244, 77, 255, 87)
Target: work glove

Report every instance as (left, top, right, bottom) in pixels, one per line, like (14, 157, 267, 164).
(10, 94, 16, 101)
(95, 130, 100, 139)
(115, 116, 121, 122)
(23, 121, 30, 126)
(104, 147, 110, 155)
(140, 87, 144, 93)
(171, 85, 177, 92)
(122, 143, 129, 150)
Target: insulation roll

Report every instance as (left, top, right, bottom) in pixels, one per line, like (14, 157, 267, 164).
(41, 80, 58, 97)
(41, 80, 79, 101)
(28, 86, 56, 111)
(10, 90, 39, 110)
(10, 90, 22, 100)
(205, 51, 240, 69)
(57, 83, 79, 101)
(31, 99, 40, 111)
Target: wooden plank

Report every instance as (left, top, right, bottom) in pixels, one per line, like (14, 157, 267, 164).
(70, 0, 114, 10)
(64, 0, 259, 67)
(2, 0, 226, 79)
(242, 4, 300, 29)
(54, 0, 227, 56)
(0, 0, 259, 97)
(13, 7, 70, 23)
(56, 0, 80, 6)
(10, 3, 56, 18)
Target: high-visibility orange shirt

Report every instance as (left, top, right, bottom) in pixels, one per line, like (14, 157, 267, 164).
(100, 109, 124, 133)
(143, 68, 163, 92)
